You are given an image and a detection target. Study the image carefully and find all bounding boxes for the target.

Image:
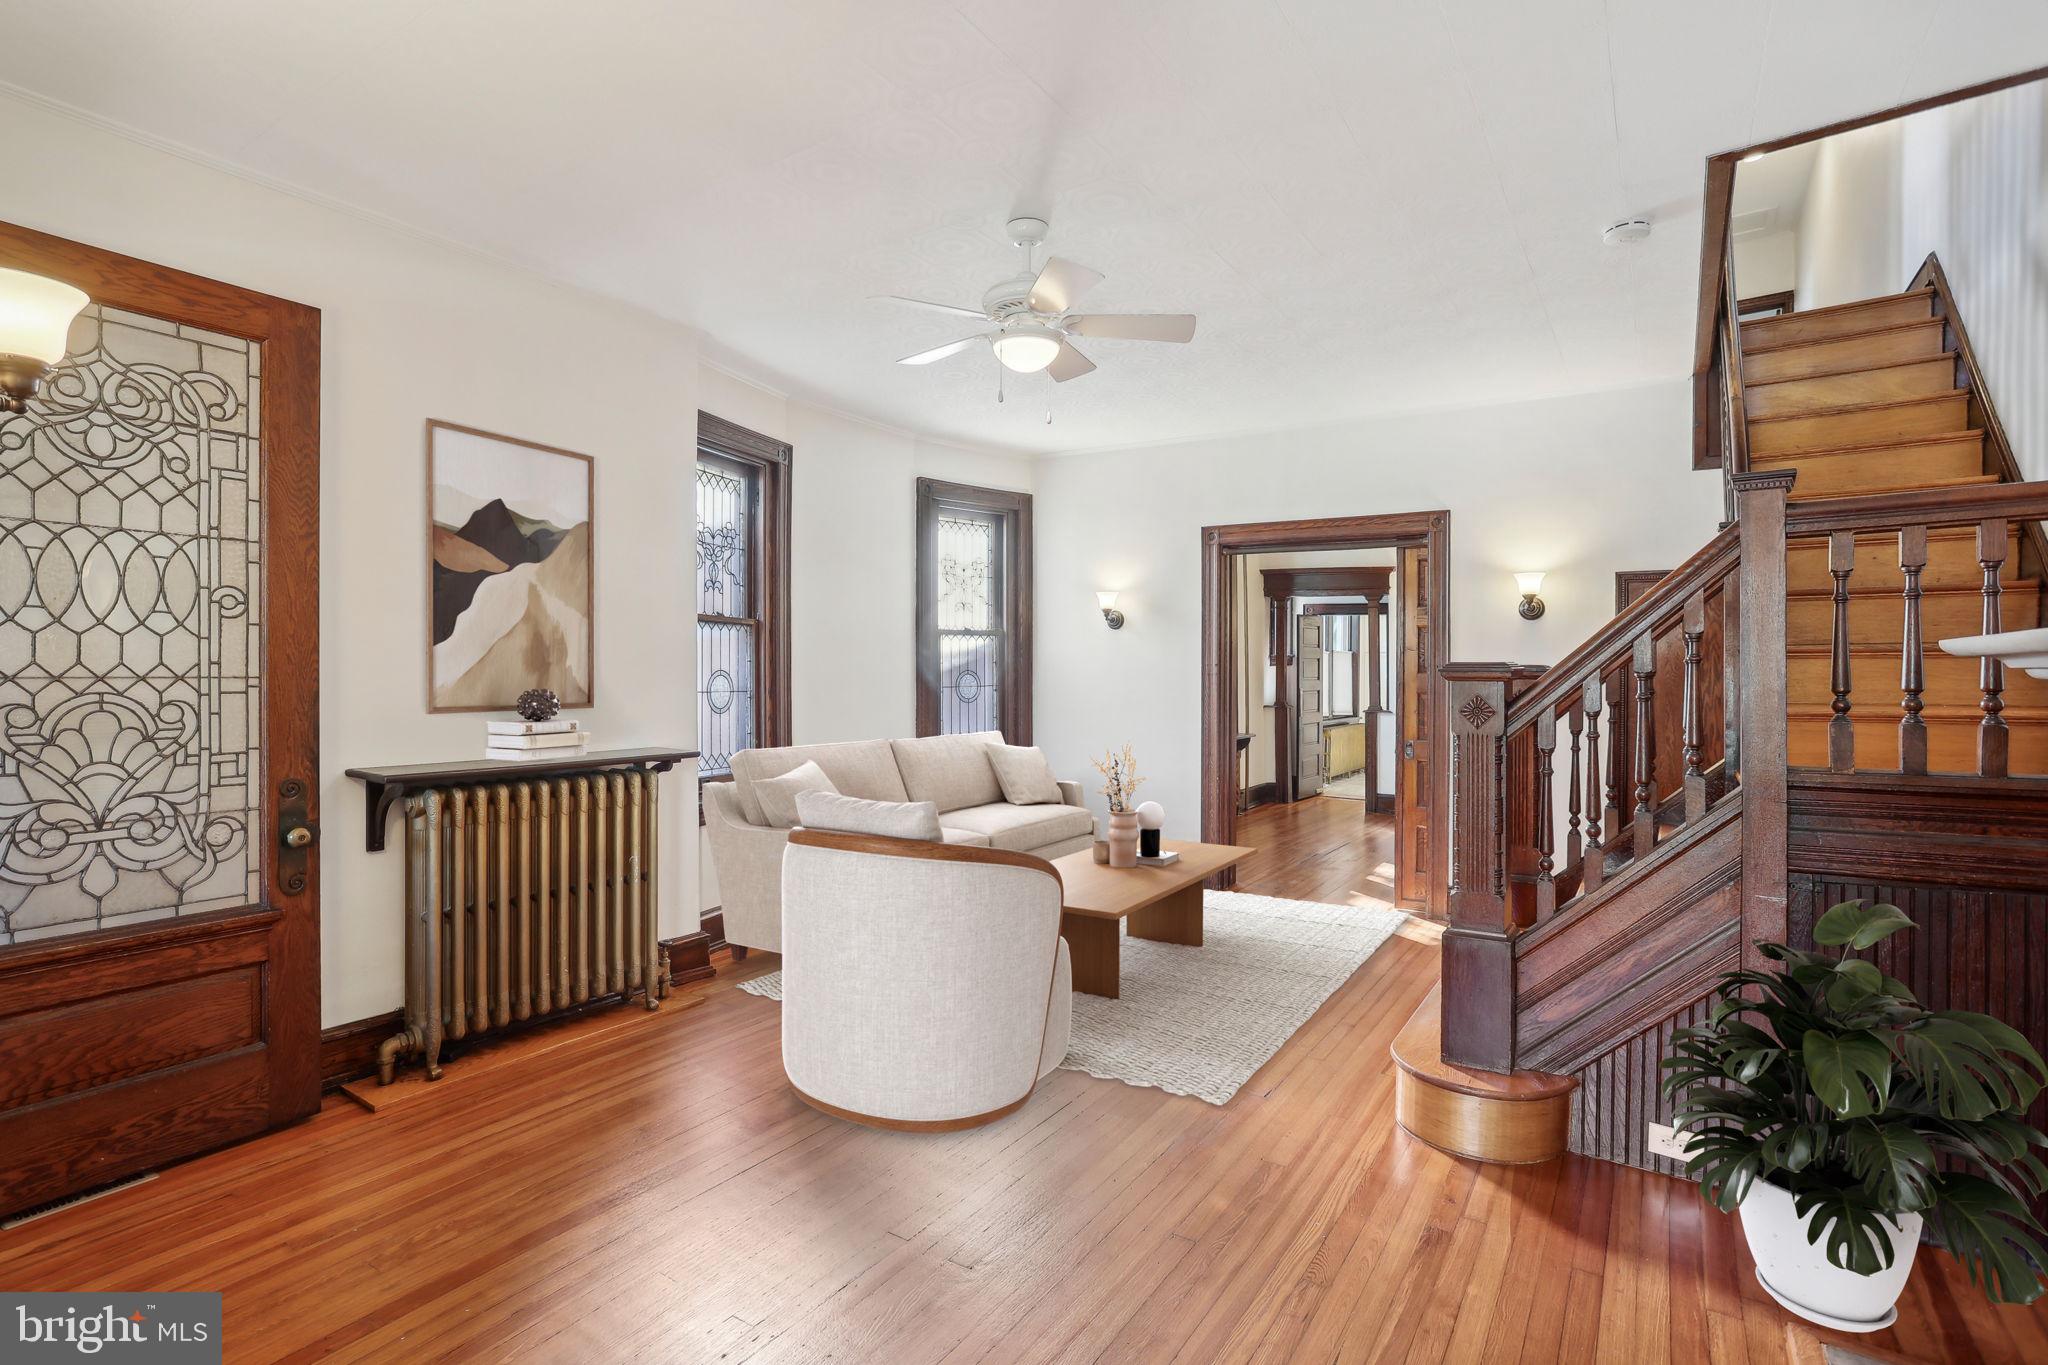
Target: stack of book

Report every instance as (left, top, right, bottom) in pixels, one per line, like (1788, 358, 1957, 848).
(484, 719, 589, 761)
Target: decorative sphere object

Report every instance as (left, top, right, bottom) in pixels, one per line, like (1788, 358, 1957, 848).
(1136, 801, 1165, 831)
(515, 688, 561, 722)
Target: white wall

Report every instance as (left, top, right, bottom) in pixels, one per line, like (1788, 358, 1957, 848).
(1032, 380, 1723, 838)
(1731, 230, 1798, 299)
(692, 364, 1033, 914)
(1796, 121, 1906, 308)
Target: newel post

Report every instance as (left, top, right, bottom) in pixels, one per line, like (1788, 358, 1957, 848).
(1440, 663, 1516, 1072)
(1730, 469, 1794, 970)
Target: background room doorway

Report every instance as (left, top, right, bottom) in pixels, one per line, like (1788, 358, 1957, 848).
(1200, 512, 1449, 915)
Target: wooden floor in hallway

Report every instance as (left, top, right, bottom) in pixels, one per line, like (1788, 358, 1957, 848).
(1234, 792, 1400, 906)
(4, 934, 2042, 1362)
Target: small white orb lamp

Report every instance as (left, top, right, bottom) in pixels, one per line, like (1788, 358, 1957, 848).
(1136, 800, 1165, 857)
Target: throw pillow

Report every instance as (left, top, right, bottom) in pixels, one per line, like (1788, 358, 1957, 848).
(986, 743, 1063, 806)
(755, 760, 839, 829)
(794, 790, 943, 841)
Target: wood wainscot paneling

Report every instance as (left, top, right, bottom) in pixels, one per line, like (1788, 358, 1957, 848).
(1788, 769, 2048, 1226)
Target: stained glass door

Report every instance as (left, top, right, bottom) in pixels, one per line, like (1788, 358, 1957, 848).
(0, 224, 320, 1217)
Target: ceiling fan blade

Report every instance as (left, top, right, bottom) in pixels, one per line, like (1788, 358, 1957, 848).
(873, 294, 988, 320)
(1027, 257, 1104, 314)
(1064, 313, 1197, 343)
(898, 335, 990, 365)
(1046, 340, 1096, 383)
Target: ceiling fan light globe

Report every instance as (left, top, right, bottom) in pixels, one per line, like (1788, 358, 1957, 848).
(993, 325, 1061, 374)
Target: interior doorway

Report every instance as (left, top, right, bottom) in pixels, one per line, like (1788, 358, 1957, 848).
(1201, 512, 1450, 915)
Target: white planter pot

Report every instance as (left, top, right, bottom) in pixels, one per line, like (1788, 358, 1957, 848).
(1738, 1178, 1922, 1332)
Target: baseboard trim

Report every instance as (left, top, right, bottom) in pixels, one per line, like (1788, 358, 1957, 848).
(667, 930, 715, 986)
(1241, 782, 1277, 810)
(699, 908, 726, 953)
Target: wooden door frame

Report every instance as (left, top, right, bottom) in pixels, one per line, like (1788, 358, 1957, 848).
(0, 221, 321, 1212)
(1202, 511, 1450, 913)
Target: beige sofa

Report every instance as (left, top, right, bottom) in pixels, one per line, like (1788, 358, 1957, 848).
(703, 731, 1095, 956)
(781, 827, 1071, 1129)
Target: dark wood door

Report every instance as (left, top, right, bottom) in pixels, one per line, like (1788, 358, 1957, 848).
(1293, 614, 1324, 799)
(1395, 549, 1430, 907)
(0, 223, 320, 1216)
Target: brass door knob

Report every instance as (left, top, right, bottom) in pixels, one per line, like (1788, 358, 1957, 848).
(284, 825, 315, 849)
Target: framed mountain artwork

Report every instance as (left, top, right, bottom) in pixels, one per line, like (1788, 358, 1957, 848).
(426, 420, 593, 711)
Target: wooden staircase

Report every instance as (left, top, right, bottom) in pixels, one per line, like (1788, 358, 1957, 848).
(1413, 254, 2048, 1173)
(1744, 285, 2048, 776)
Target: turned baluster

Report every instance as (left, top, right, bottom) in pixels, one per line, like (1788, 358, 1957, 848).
(1827, 531, 1855, 772)
(1534, 711, 1556, 918)
(1899, 525, 1928, 776)
(1581, 675, 1605, 894)
(1978, 517, 2008, 778)
(1631, 633, 1658, 859)
(1565, 698, 1584, 869)
(1603, 668, 1625, 841)
(1682, 591, 1708, 822)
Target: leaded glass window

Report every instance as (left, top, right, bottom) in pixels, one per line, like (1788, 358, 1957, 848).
(936, 511, 1003, 735)
(695, 453, 755, 777)
(0, 304, 262, 944)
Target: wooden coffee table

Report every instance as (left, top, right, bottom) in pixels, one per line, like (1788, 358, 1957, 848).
(1050, 840, 1253, 998)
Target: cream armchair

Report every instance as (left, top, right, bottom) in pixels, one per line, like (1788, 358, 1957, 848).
(779, 828, 1071, 1130)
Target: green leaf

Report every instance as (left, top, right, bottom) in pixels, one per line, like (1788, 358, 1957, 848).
(1826, 958, 1884, 1011)
(1803, 1029, 1892, 1118)
(1812, 899, 1915, 951)
(1844, 1122, 1939, 1211)
(1928, 1174, 2048, 1305)
(1792, 1184, 1903, 1275)
(1686, 1139, 1761, 1212)
(1760, 1121, 1825, 1174)
(1898, 1016, 2043, 1121)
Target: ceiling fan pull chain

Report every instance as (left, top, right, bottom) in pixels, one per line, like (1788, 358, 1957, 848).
(997, 365, 1005, 404)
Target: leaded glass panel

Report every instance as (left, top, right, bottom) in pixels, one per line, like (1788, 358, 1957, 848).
(0, 304, 263, 944)
(935, 511, 1003, 735)
(696, 458, 749, 617)
(697, 619, 754, 777)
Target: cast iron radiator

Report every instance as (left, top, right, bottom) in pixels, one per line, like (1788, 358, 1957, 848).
(378, 772, 666, 1082)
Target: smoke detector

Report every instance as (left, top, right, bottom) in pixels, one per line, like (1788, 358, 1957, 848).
(1603, 218, 1653, 246)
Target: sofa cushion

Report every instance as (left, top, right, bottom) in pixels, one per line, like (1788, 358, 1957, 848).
(938, 801, 1096, 853)
(730, 739, 910, 825)
(940, 826, 992, 848)
(890, 731, 1005, 812)
(795, 790, 942, 841)
(986, 742, 1063, 806)
(756, 761, 839, 829)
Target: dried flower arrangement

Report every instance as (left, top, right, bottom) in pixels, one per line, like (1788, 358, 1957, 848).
(1092, 744, 1146, 814)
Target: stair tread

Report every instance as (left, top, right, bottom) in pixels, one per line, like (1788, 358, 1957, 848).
(1391, 986, 1576, 1099)
(1787, 473, 2001, 501)
(1740, 316, 1945, 358)
(1752, 431, 1984, 465)
(1786, 575, 2035, 600)
(1747, 389, 1969, 425)
(1744, 351, 1957, 390)
(1742, 288, 1933, 332)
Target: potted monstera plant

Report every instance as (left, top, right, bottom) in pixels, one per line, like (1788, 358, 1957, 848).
(1662, 900, 2048, 1331)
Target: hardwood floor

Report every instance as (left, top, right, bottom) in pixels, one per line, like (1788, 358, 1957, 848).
(1235, 793, 1400, 906)
(2, 945, 2042, 1362)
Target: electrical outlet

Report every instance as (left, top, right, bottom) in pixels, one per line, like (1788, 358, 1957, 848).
(1646, 1122, 1694, 1162)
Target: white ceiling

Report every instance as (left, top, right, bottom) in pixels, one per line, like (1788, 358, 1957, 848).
(6, 1, 2048, 455)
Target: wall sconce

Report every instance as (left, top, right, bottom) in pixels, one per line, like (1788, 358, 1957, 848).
(0, 267, 90, 414)
(1097, 591, 1125, 630)
(1515, 572, 1547, 621)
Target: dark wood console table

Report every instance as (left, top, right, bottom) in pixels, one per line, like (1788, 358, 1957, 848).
(345, 747, 698, 852)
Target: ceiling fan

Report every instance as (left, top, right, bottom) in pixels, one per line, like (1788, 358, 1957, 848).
(877, 217, 1196, 383)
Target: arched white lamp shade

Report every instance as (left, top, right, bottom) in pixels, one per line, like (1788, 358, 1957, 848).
(0, 267, 90, 414)
(1136, 801, 1165, 830)
(993, 323, 1061, 374)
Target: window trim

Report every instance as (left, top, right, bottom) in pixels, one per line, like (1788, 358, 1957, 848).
(915, 478, 1032, 743)
(696, 412, 791, 791)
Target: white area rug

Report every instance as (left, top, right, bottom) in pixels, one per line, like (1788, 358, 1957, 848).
(735, 890, 1407, 1106)
(1320, 772, 1369, 800)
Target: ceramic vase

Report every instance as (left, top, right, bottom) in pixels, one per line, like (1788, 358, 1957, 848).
(1739, 1178, 1921, 1332)
(1107, 810, 1140, 867)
